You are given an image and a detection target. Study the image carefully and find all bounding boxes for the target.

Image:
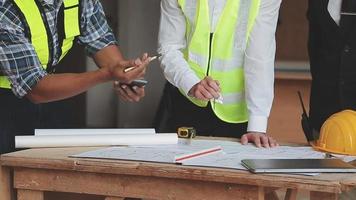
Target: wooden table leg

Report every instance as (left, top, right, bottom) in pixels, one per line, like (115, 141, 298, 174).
(0, 165, 14, 200)
(258, 187, 265, 200)
(285, 189, 297, 200)
(105, 197, 125, 200)
(310, 191, 338, 200)
(17, 189, 44, 200)
(264, 187, 280, 200)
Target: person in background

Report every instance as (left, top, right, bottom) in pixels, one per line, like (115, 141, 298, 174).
(308, 3, 356, 200)
(0, 0, 151, 154)
(154, 0, 281, 148)
(308, 0, 356, 132)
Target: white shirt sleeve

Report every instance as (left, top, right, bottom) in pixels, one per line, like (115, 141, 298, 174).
(244, 0, 282, 133)
(157, 0, 201, 95)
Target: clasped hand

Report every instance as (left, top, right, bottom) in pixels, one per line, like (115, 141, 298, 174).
(188, 76, 221, 101)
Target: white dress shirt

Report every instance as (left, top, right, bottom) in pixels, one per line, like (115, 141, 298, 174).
(158, 0, 281, 133)
(328, 0, 342, 25)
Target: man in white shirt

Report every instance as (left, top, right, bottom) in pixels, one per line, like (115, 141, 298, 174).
(156, 0, 281, 148)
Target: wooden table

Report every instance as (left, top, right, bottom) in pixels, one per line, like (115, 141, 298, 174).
(1, 147, 356, 200)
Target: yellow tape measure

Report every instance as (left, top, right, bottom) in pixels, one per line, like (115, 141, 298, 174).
(177, 127, 196, 138)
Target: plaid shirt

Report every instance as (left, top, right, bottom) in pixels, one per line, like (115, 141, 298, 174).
(0, 0, 117, 97)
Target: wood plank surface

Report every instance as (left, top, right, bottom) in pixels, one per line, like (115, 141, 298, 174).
(2, 144, 356, 199)
(17, 189, 44, 200)
(105, 197, 124, 200)
(14, 167, 262, 200)
(45, 192, 103, 200)
(310, 191, 338, 200)
(1, 147, 350, 194)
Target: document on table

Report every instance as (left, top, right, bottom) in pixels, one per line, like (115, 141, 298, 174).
(178, 141, 327, 170)
(72, 139, 329, 171)
(72, 139, 222, 163)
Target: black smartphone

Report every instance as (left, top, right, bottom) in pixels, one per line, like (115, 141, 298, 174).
(126, 79, 148, 87)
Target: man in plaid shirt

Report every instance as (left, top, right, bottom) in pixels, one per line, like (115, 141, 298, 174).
(0, 0, 150, 154)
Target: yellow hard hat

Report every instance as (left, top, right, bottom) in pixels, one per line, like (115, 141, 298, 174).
(312, 110, 356, 156)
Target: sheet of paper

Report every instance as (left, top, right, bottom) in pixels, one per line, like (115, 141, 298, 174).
(72, 139, 222, 163)
(16, 133, 177, 148)
(180, 142, 326, 169)
(331, 154, 356, 163)
(72, 139, 326, 174)
(73, 146, 183, 163)
(34, 128, 156, 136)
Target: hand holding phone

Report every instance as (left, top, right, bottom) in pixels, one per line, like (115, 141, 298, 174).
(114, 80, 146, 102)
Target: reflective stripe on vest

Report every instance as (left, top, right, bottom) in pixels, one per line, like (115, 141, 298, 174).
(177, 0, 260, 123)
(0, 0, 80, 89)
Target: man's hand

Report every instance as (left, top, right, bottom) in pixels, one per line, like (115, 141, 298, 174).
(113, 81, 145, 102)
(109, 53, 151, 83)
(188, 76, 220, 101)
(241, 132, 279, 148)
(111, 53, 150, 102)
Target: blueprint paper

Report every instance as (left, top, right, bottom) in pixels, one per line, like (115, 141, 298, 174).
(72, 139, 328, 172)
(73, 146, 183, 163)
(72, 139, 226, 162)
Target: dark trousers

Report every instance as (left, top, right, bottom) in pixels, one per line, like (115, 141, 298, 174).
(0, 89, 41, 154)
(0, 89, 78, 154)
(154, 82, 247, 138)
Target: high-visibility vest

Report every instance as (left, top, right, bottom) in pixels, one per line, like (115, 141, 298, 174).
(0, 0, 81, 89)
(177, 0, 260, 123)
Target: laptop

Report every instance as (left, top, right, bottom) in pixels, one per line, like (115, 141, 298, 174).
(241, 159, 356, 173)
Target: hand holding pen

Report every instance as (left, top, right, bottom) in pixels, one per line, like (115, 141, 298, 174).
(123, 54, 161, 73)
(188, 76, 221, 104)
(112, 53, 159, 102)
(109, 53, 154, 84)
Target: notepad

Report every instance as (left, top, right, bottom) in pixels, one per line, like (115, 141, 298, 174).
(241, 159, 356, 173)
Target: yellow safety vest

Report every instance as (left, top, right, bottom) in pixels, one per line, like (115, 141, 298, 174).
(177, 0, 260, 123)
(0, 0, 81, 89)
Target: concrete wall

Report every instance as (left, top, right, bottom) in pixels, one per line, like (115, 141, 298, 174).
(116, 0, 164, 128)
(86, 0, 119, 128)
(86, 0, 165, 128)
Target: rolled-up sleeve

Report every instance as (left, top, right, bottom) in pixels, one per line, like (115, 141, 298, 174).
(0, 11, 47, 98)
(77, 0, 117, 57)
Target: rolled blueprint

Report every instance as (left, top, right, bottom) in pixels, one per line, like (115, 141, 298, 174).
(35, 128, 156, 136)
(16, 133, 178, 148)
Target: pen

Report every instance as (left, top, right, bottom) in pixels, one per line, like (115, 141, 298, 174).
(174, 146, 223, 163)
(149, 53, 162, 62)
(123, 66, 136, 73)
(341, 12, 356, 16)
(123, 54, 162, 73)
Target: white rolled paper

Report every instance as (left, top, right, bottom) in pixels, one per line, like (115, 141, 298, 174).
(15, 133, 178, 148)
(34, 128, 156, 136)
